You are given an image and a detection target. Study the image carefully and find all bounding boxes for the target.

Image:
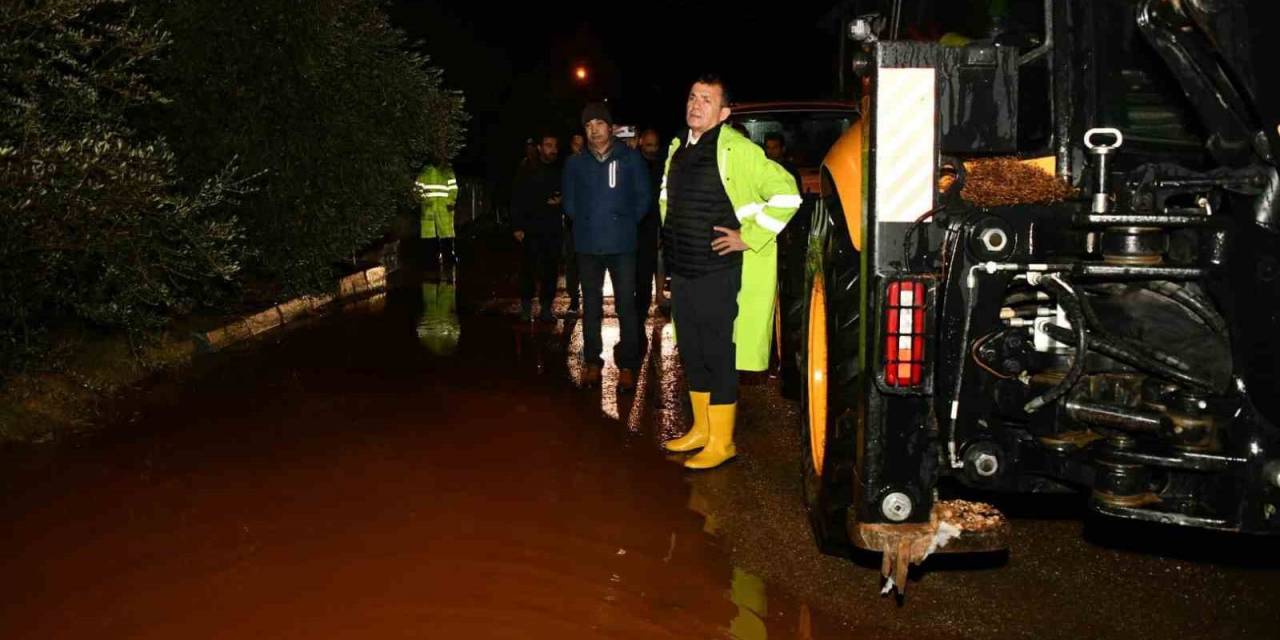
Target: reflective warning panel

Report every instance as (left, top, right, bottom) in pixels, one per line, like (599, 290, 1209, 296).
(875, 68, 936, 224)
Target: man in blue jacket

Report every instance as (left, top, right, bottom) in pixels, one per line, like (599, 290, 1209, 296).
(562, 102, 650, 390)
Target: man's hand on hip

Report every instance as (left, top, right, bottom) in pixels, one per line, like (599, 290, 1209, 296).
(711, 226, 749, 255)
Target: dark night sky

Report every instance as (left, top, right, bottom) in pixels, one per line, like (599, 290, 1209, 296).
(388, 1, 846, 179)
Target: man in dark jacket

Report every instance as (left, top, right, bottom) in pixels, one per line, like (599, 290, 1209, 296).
(764, 132, 802, 193)
(636, 128, 665, 352)
(564, 131, 586, 314)
(562, 102, 650, 390)
(764, 131, 808, 399)
(511, 133, 563, 322)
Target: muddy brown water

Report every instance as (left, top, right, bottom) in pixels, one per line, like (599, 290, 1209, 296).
(2, 247, 1278, 639)
(0, 267, 846, 639)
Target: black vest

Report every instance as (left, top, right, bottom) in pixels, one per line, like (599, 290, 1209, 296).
(663, 126, 741, 278)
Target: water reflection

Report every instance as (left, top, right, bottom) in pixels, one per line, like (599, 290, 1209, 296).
(416, 279, 460, 356)
(731, 567, 770, 640)
(342, 292, 387, 314)
(513, 316, 577, 377)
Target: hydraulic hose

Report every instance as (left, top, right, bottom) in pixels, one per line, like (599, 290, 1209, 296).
(1142, 281, 1227, 334)
(1042, 323, 1215, 392)
(1024, 275, 1088, 414)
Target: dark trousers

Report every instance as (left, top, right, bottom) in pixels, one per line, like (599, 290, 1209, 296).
(578, 252, 641, 370)
(519, 232, 561, 310)
(418, 238, 455, 265)
(564, 223, 581, 306)
(672, 266, 741, 405)
(634, 216, 659, 349)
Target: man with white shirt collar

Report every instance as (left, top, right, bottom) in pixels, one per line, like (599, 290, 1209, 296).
(658, 74, 802, 470)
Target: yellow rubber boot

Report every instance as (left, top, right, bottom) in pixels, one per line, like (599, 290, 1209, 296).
(663, 391, 711, 452)
(685, 403, 736, 469)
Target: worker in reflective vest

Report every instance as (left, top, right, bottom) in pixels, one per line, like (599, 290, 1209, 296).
(415, 163, 458, 263)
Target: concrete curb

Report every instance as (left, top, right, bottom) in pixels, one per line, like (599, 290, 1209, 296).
(0, 241, 403, 443)
(194, 242, 398, 353)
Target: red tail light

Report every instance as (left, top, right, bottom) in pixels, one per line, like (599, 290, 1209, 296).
(885, 280, 926, 387)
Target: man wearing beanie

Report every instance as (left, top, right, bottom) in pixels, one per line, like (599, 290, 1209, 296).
(562, 102, 650, 390)
(658, 74, 801, 469)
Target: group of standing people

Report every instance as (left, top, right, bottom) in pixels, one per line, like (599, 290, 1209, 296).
(511, 104, 666, 391)
(510, 74, 801, 470)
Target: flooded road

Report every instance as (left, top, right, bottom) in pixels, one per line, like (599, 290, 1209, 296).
(1, 240, 1278, 639)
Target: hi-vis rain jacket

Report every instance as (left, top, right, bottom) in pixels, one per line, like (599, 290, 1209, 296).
(416, 164, 458, 239)
(660, 125, 802, 371)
